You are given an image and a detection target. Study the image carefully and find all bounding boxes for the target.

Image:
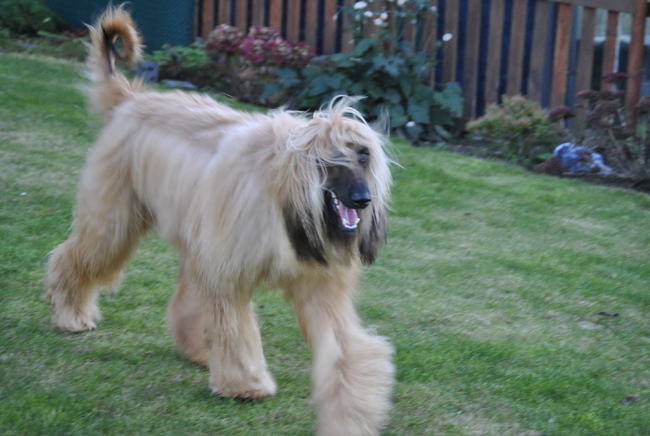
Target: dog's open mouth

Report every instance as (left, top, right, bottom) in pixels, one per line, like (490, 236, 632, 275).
(328, 191, 360, 232)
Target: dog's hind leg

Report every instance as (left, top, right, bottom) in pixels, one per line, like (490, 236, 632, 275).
(197, 279, 276, 400)
(167, 254, 208, 366)
(46, 144, 151, 332)
(289, 268, 394, 436)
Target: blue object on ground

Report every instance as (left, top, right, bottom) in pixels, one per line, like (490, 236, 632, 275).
(162, 80, 197, 90)
(553, 143, 614, 174)
(136, 61, 159, 83)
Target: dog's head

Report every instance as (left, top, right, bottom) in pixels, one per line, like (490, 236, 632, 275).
(323, 144, 371, 232)
(281, 97, 392, 266)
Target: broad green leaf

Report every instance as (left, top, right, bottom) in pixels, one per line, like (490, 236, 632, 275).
(436, 82, 464, 116)
(274, 68, 298, 80)
(261, 83, 283, 100)
(389, 104, 407, 127)
(383, 88, 401, 104)
(353, 38, 377, 57)
(407, 98, 430, 124)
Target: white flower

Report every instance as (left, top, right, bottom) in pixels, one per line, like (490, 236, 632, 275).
(442, 33, 453, 41)
(406, 121, 416, 128)
(380, 12, 388, 20)
(430, 6, 438, 13)
(354, 1, 368, 9)
(364, 10, 373, 17)
(397, 0, 407, 6)
(374, 18, 384, 26)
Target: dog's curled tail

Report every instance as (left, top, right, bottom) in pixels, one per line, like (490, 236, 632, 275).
(87, 6, 144, 116)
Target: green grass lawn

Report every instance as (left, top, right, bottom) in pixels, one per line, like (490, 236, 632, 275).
(1, 52, 649, 435)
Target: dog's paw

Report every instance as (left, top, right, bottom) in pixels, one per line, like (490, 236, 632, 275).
(54, 316, 98, 332)
(210, 372, 277, 400)
(50, 304, 100, 332)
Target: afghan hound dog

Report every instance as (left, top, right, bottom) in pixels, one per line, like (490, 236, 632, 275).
(45, 7, 394, 435)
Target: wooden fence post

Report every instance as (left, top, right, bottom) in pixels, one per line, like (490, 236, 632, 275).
(551, 3, 572, 108)
(506, 0, 527, 96)
(441, 0, 459, 84)
(573, 6, 596, 135)
(600, 11, 619, 90)
(528, 0, 550, 104)
(462, 0, 483, 118)
(219, 0, 231, 26)
(484, 0, 505, 108)
(626, 0, 648, 127)
(322, 0, 338, 54)
(201, 0, 214, 39)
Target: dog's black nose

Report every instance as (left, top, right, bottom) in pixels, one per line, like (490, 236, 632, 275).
(351, 192, 371, 209)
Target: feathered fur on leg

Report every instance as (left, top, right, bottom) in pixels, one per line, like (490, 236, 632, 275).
(289, 267, 394, 436)
(167, 254, 208, 366)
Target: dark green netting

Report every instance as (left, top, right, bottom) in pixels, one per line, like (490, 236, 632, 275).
(46, 0, 194, 51)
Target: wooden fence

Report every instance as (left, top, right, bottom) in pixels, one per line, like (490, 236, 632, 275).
(196, 0, 649, 126)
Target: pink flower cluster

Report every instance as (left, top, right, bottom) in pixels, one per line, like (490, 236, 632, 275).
(206, 24, 314, 69)
(205, 24, 244, 53)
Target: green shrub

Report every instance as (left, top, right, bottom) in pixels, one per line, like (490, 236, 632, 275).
(0, 0, 65, 35)
(149, 42, 221, 89)
(265, 40, 462, 143)
(262, 0, 463, 144)
(467, 95, 568, 166)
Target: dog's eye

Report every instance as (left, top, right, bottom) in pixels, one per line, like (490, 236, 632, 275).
(358, 149, 369, 165)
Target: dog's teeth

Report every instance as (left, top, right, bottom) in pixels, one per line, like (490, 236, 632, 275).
(354, 217, 360, 225)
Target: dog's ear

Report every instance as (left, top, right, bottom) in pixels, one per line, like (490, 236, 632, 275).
(284, 210, 327, 265)
(359, 210, 387, 265)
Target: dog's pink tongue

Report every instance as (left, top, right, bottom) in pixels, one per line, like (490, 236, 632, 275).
(338, 203, 359, 229)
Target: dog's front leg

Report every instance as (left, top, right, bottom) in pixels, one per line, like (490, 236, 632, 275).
(200, 286, 276, 400)
(290, 269, 394, 436)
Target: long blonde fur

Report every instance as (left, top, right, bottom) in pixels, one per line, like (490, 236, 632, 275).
(46, 7, 394, 435)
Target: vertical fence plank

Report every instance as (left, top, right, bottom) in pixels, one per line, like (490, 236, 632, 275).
(402, 2, 416, 44)
(423, 2, 439, 85)
(575, 8, 597, 92)
(323, 0, 338, 53)
(528, 0, 550, 103)
(600, 11, 619, 89)
(304, 0, 319, 49)
(236, 0, 248, 30)
(422, 2, 438, 54)
(573, 6, 596, 134)
(251, 0, 266, 27)
(463, 0, 483, 118)
(384, 1, 397, 55)
(551, 3, 572, 108)
(269, 0, 283, 32)
(362, 0, 382, 41)
(340, 0, 355, 52)
(218, 0, 231, 25)
(506, 0, 528, 95)
(625, 0, 647, 126)
(201, 0, 215, 39)
(441, 0, 459, 83)
(287, 1, 302, 42)
(484, 0, 504, 107)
